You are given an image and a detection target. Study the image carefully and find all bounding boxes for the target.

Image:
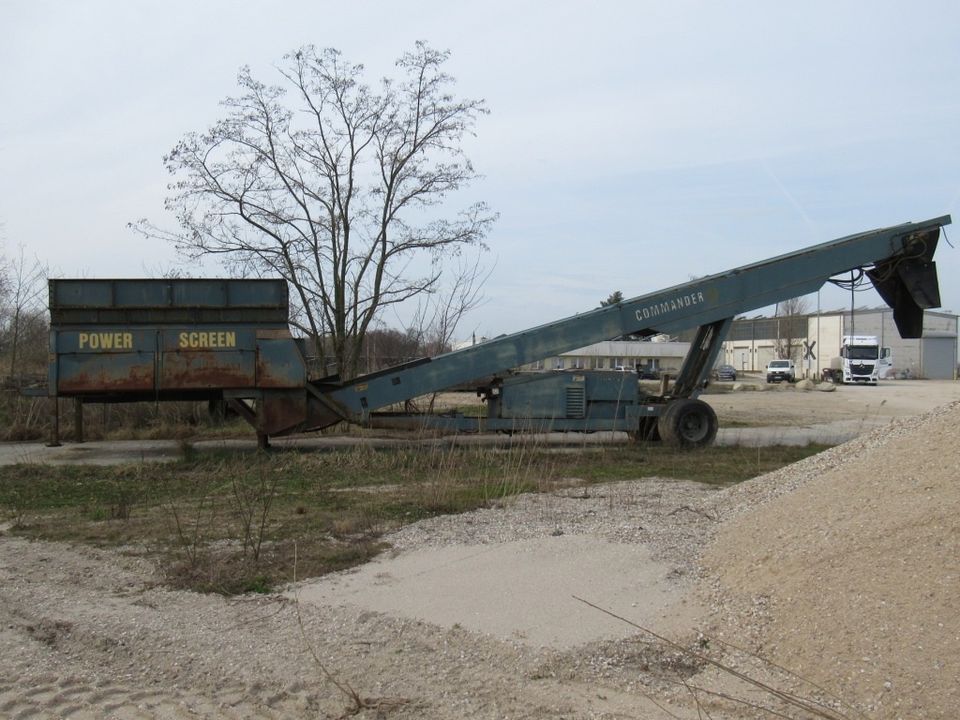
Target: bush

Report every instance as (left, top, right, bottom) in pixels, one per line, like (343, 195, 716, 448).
(0, 391, 244, 442)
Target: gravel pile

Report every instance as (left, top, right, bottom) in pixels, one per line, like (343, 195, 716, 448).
(697, 399, 960, 719)
(706, 399, 960, 520)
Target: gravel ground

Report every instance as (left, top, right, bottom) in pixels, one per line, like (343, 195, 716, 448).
(1, 385, 958, 718)
(0, 483, 719, 719)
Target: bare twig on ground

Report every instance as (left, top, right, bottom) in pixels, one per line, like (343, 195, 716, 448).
(292, 543, 410, 718)
(667, 505, 718, 522)
(573, 595, 860, 720)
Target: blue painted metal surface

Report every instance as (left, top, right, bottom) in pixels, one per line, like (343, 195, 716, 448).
(42, 215, 951, 446)
(328, 216, 949, 423)
(49, 278, 289, 325)
(493, 371, 635, 420)
(47, 279, 310, 440)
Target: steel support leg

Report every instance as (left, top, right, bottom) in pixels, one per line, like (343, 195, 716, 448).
(672, 318, 733, 398)
(74, 398, 84, 443)
(48, 397, 61, 447)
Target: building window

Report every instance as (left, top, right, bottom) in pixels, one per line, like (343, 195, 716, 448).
(613, 357, 624, 370)
(591, 357, 604, 370)
(571, 357, 585, 369)
(554, 358, 564, 370)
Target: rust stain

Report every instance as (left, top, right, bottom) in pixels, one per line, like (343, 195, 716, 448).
(59, 366, 155, 394)
(259, 390, 308, 435)
(256, 357, 303, 388)
(160, 351, 255, 390)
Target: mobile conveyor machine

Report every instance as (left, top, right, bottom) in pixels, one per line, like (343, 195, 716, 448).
(43, 215, 950, 448)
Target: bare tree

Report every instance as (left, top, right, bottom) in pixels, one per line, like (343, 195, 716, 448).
(134, 42, 495, 379)
(360, 326, 420, 372)
(396, 254, 491, 412)
(0, 245, 49, 382)
(405, 254, 490, 356)
(776, 296, 810, 316)
(774, 295, 810, 361)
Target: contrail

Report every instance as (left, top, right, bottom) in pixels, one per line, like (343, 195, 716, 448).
(759, 159, 819, 239)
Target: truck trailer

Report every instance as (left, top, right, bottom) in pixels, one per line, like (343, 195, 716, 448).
(42, 215, 949, 448)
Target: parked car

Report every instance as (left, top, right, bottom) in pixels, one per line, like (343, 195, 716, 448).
(714, 364, 737, 381)
(637, 365, 660, 380)
(765, 358, 796, 383)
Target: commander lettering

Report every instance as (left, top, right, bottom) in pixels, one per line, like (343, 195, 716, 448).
(634, 291, 706, 322)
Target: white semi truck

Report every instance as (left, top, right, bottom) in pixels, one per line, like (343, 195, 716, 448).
(824, 335, 892, 385)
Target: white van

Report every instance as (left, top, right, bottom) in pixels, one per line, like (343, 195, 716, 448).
(765, 359, 796, 383)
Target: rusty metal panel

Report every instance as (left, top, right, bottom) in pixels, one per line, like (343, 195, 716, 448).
(48, 323, 321, 395)
(256, 338, 306, 388)
(158, 327, 258, 389)
(53, 329, 158, 394)
(258, 390, 308, 435)
(160, 325, 256, 390)
(58, 353, 155, 393)
(160, 351, 256, 390)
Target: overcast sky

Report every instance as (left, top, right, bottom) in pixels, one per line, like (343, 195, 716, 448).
(3, 0, 959, 339)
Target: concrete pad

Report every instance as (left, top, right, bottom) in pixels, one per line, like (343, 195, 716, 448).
(293, 535, 697, 649)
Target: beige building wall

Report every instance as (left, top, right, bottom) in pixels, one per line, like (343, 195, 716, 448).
(720, 342, 778, 373)
(808, 314, 844, 379)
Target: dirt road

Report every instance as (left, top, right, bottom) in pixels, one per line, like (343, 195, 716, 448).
(708, 378, 960, 445)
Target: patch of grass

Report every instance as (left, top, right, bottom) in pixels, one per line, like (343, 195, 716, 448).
(0, 441, 829, 594)
(454, 404, 487, 418)
(162, 537, 387, 595)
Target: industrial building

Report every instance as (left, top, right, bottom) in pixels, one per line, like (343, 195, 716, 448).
(522, 338, 689, 375)
(720, 308, 959, 380)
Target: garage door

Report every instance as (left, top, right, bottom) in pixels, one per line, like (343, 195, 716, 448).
(921, 337, 957, 379)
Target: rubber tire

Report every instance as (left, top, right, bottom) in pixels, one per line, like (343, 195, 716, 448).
(658, 398, 718, 448)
